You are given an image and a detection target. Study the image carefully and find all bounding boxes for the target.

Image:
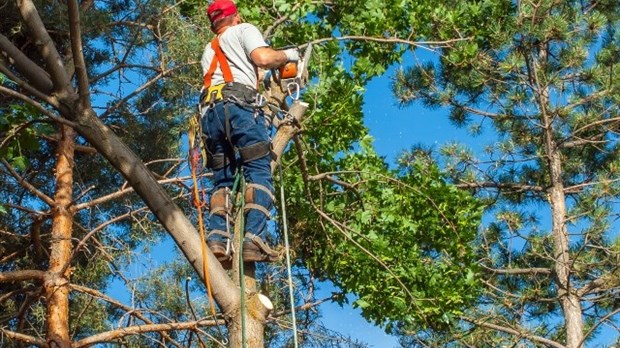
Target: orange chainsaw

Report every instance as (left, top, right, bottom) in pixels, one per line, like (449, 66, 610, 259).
(272, 43, 313, 96)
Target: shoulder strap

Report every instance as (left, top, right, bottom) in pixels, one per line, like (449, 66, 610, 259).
(203, 36, 234, 89)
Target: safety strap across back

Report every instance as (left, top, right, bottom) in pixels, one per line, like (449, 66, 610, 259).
(203, 37, 234, 89)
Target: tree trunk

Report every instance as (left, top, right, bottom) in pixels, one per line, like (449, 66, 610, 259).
(45, 125, 76, 348)
(539, 73, 584, 347)
(548, 152, 584, 348)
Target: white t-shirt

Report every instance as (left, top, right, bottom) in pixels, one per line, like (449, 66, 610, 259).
(200, 23, 268, 89)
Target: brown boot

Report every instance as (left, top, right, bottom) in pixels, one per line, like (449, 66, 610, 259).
(207, 238, 233, 270)
(242, 234, 281, 263)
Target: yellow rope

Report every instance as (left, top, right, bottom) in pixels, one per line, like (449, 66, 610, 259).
(188, 115, 218, 324)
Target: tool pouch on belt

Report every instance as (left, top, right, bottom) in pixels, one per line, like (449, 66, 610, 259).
(201, 82, 259, 107)
(201, 84, 226, 105)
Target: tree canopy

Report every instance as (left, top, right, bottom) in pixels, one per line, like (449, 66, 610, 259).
(0, 0, 518, 346)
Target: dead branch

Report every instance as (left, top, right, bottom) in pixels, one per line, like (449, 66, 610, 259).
(72, 319, 219, 348)
(0, 270, 46, 283)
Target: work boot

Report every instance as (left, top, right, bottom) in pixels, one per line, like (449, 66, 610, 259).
(207, 230, 233, 269)
(242, 233, 281, 263)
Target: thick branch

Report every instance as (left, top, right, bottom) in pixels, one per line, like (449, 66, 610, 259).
(17, 0, 72, 94)
(482, 265, 553, 276)
(271, 101, 308, 171)
(455, 180, 545, 192)
(0, 34, 53, 93)
(0, 67, 58, 111)
(0, 329, 46, 347)
(73, 320, 219, 348)
(67, 0, 91, 109)
(0, 270, 46, 283)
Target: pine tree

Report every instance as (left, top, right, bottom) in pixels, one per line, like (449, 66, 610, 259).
(394, 0, 620, 346)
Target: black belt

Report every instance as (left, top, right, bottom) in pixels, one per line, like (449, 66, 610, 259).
(201, 82, 258, 106)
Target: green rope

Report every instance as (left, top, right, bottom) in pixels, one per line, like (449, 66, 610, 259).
(237, 174, 247, 348)
(279, 165, 299, 347)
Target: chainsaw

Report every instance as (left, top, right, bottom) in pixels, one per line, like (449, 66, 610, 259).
(267, 43, 313, 97)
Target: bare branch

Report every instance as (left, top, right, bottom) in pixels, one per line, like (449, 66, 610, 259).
(67, 0, 91, 109)
(72, 319, 219, 347)
(70, 284, 188, 348)
(0, 270, 46, 283)
(17, 0, 72, 94)
(0, 85, 75, 127)
(482, 265, 553, 276)
(578, 306, 620, 348)
(70, 176, 194, 212)
(306, 35, 471, 53)
(461, 316, 565, 348)
(263, 2, 305, 38)
(0, 33, 53, 93)
(455, 180, 545, 192)
(0, 328, 46, 347)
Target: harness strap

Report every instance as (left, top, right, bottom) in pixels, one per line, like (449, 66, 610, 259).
(203, 36, 234, 89)
(246, 183, 275, 201)
(210, 187, 232, 217)
(238, 141, 272, 163)
(208, 153, 226, 170)
(244, 183, 274, 218)
(224, 103, 232, 142)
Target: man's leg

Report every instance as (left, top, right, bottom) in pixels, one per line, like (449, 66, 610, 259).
(202, 104, 236, 262)
(230, 105, 279, 262)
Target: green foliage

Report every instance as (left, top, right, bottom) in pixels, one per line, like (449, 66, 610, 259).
(0, 103, 52, 170)
(283, 139, 482, 333)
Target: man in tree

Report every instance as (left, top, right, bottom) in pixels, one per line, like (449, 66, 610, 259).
(200, 0, 298, 264)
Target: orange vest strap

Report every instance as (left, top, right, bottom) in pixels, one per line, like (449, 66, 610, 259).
(203, 37, 234, 89)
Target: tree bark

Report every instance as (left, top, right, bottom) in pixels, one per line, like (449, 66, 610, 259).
(45, 124, 76, 348)
(537, 50, 584, 347)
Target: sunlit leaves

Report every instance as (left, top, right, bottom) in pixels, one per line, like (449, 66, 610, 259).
(292, 143, 482, 332)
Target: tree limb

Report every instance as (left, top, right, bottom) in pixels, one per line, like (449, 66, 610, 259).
(67, 0, 91, 109)
(455, 180, 545, 192)
(0, 328, 46, 347)
(482, 265, 553, 276)
(70, 284, 189, 348)
(0, 33, 53, 93)
(1, 159, 55, 206)
(461, 316, 565, 348)
(17, 0, 72, 94)
(72, 319, 219, 348)
(0, 270, 46, 283)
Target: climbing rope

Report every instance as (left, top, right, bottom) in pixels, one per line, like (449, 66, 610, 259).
(234, 173, 248, 348)
(279, 164, 299, 347)
(187, 115, 226, 343)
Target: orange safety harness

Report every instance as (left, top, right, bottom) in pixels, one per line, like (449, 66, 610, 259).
(203, 36, 234, 89)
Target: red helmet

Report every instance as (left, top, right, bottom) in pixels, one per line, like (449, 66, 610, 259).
(207, 0, 237, 23)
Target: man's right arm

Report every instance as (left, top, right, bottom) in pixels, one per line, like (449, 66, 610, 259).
(250, 47, 298, 69)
